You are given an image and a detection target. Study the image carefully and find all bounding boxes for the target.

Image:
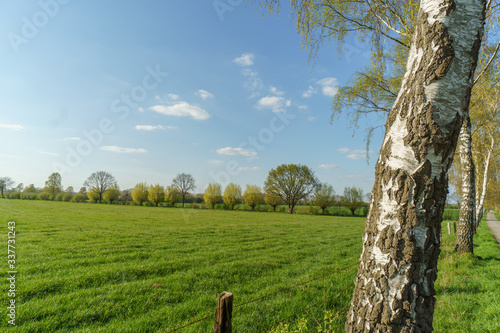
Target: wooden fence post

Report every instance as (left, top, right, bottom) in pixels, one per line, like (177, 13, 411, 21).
(447, 222, 451, 235)
(214, 291, 233, 333)
(453, 222, 457, 234)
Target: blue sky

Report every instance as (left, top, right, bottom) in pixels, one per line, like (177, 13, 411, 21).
(0, 0, 384, 195)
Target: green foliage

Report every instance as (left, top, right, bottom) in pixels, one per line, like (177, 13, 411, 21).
(204, 183, 222, 209)
(86, 190, 100, 203)
(243, 184, 262, 211)
(148, 184, 164, 207)
(223, 183, 242, 210)
(264, 164, 318, 214)
(131, 182, 149, 205)
(164, 185, 180, 206)
(103, 183, 121, 204)
(341, 186, 364, 215)
(442, 209, 460, 221)
(37, 192, 53, 201)
(44, 172, 63, 195)
(313, 183, 335, 214)
(71, 193, 87, 203)
(265, 191, 282, 211)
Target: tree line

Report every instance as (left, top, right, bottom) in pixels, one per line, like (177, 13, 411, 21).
(0, 164, 367, 215)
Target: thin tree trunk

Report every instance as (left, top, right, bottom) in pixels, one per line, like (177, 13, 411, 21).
(476, 139, 493, 225)
(345, 0, 485, 330)
(455, 116, 476, 253)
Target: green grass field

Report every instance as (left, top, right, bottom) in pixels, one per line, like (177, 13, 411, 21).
(0, 200, 498, 332)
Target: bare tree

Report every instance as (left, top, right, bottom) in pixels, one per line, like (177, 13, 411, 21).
(83, 171, 116, 203)
(0, 177, 15, 198)
(172, 173, 196, 208)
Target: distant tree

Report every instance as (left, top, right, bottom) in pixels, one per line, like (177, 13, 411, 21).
(264, 191, 282, 212)
(131, 182, 149, 205)
(103, 183, 121, 204)
(223, 183, 242, 210)
(44, 172, 63, 195)
(148, 184, 165, 207)
(313, 183, 336, 214)
(164, 185, 180, 207)
(23, 184, 38, 193)
(15, 183, 24, 192)
(172, 173, 196, 207)
(119, 189, 132, 203)
(86, 190, 100, 203)
(204, 183, 222, 209)
(341, 186, 365, 216)
(264, 164, 318, 214)
(65, 186, 74, 194)
(243, 185, 262, 211)
(0, 177, 15, 197)
(79, 187, 87, 194)
(83, 171, 116, 203)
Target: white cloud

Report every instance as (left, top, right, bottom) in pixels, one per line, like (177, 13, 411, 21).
(317, 77, 339, 97)
(303, 77, 339, 98)
(64, 137, 81, 141)
(0, 124, 23, 131)
(318, 164, 339, 169)
(237, 166, 261, 171)
(100, 146, 148, 153)
(135, 125, 177, 131)
(167, 93, 180, 101)
(233, 53, 255, 66)
(257, 96, 291, 112)
(138, 107, 145, 113)
(347, 153, 365, 160)
(196, 89, 214, 100)
(241, 68, 264, 96)
(269, 86, 285, 96)
(150, 102, 211, 120)
(39, 151, 59, 156)
(302, 85, 316, 98)
(298, 105, 309, 110)
(307, 116, 315, 121)
(338, 148, 350, 153)
(216, 147, 258, 157)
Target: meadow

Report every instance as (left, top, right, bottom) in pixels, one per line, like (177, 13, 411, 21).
(0, 200, 498, 332)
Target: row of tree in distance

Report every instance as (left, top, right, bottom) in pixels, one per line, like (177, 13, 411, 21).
(0, 164, 367, 215)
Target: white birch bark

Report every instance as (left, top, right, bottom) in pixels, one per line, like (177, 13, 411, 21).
(455, 116, 476, 253)
(345, 0, 486, 330)
(476, 136, 494, 225)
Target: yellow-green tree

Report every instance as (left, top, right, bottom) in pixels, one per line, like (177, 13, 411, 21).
(204, 183, 221, 209)
(223, 183, 242, 210)
(131, 182, 149, 205)
(264, 191, 282, 212)
(264, 164, 318, 214)
(44, 172, 63, 196)
(148, 184, 165, 207)
(86, 190, 100, 203)
(103, 183, 120, 204)
(243, 185, 262, 211)
(313, 183, 336, 214)
(164, 185, 180, 207)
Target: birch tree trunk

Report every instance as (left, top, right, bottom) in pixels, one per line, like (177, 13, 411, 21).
(345, 0, 486, 330)
(454, 116, 476, 253)
(476, 137, 494, 225)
